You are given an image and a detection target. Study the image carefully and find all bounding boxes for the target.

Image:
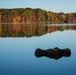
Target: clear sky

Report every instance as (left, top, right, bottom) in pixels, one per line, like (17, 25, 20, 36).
(0, 0, 76, 13)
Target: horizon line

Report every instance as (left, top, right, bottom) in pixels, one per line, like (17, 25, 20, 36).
(0, 7, 76, 14)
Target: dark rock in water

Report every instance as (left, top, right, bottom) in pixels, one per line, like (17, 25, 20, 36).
(35, 47, 71, 60)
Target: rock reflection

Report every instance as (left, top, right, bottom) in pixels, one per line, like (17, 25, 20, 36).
(35, 47, 71, 60)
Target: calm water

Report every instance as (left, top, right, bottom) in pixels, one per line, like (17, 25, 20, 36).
(0, 24, 76, 75)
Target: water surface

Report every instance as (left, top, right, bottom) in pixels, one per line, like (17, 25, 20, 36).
(0, 24, 76, 75)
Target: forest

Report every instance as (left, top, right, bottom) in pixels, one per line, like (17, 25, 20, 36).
(0, 8, 76, 23)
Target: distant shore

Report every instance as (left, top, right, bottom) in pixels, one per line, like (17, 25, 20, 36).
(0, 22, 76, 25)
(0, 8, 76, 24)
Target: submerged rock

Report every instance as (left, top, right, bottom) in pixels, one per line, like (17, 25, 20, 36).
(35, 47, 71, 60)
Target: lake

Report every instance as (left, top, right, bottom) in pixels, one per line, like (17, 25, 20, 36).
(0, 23, 76, 75)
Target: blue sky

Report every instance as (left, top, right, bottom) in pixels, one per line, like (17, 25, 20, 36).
(0, 0, 76, 13)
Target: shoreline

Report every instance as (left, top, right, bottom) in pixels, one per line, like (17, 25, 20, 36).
(0, 22, 76, 25)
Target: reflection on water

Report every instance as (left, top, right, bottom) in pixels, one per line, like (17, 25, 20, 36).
(0, 23, 76, 37)
(35, 47, 71, 60)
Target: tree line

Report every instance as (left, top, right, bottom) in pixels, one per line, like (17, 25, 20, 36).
(0, 8, 76, 23)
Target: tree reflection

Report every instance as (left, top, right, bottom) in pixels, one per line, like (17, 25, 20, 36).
(35, 47, 71, 60)
(0, 23, 76, 37)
